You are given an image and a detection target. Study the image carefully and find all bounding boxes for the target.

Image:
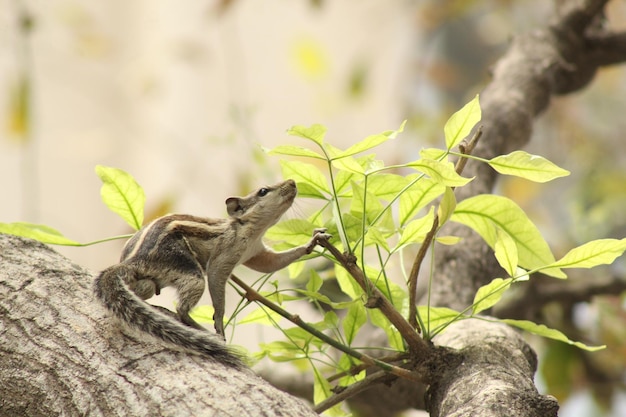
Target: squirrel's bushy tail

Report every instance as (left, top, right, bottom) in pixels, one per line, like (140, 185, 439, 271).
(94, 265, 244, 369)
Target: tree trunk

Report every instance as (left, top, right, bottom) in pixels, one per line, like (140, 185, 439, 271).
(0, 234, 317, 417)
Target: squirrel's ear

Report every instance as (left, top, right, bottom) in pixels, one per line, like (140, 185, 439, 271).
(226, 197, 243, 217)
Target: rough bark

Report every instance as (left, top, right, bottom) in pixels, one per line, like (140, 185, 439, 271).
(423, 0, 625, 415)
(0, 234, 317, 417)
(2, 1, 625, 417)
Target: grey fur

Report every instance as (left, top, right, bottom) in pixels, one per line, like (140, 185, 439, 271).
(93, 180, 329, 369)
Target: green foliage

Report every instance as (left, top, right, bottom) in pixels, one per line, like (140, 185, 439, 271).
(2, 95, 624, 414)
(0, 222, 80, 246)
(95, 165, 145, 231)
(451, 194, 566, 278)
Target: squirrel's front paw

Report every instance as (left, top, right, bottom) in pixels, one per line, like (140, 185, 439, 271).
(305, 228, 332, 253)
(313, 228, 332, 241)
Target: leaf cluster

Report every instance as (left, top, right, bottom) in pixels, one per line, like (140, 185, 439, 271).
(1, 96, 624, 415)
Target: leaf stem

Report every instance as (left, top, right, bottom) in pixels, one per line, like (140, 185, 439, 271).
(230, 274, 422, 381)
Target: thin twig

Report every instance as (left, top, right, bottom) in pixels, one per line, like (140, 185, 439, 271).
(229, 274, 423, 382)
(327, 352, 409, 382)
(406, 126, 482, 330)
(315, 239, 430, 358)
(313, 369, 394, 414)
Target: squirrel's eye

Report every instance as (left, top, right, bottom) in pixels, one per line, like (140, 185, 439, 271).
(258, 188, 270, 197)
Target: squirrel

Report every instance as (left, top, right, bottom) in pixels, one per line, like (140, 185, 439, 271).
(94, 179, 330, 369)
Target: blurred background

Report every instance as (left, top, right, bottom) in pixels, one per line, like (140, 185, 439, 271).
(1, 1, 625, 416)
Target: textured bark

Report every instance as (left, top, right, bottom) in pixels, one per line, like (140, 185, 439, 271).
(345, 1, 625, 416)
(0, 234, 317, 417)
(422, 0, 623, 415)
(429, 320, 559, 417)
(2, 2, 625, 417)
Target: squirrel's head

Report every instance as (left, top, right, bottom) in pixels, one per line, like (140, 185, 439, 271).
(225, 180, 297, 227)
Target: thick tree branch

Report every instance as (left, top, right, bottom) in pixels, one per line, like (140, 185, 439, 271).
(494, 273, 626, 320)
(429, 0, 625, 310)
(0, 234, 318, 417)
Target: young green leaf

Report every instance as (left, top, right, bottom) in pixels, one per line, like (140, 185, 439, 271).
(267, 144, 325, 160)
(313, 369, 338, 415)
(280, 160, 330, 195)
(336, 121, 406, 158)
(408, 159, 473, 187)
(350, 181, 394, 231)
(393, 207, 435, 252)
(399, 177, 445, 226)
(437, 186, 456, 226)
(306, 270, 324, 293)
(540, 238, 626, 276)
(364, 227, 391, 252)
(369, 309, 404, 351)
(472, 278, 513, 315)
(343, 302, 367, 345)
(239, 307, 284, 327)
(366, 173, 409, 201)
(260, 340, 307, 362)
(287, 124, 327, 146)
(444, 94, 481, 150)
(488, 151, 570, 183)
(0, 222, 81, 246)
(417, 306, 464, 335)
(95, 165, 145, 230)
(189, 305, 215, 324)
(266, 219, 320, 246)
(494, 228, 518, 277)
(335, 264, 362, 300)
(451, 195, 566, 278)
(502, 319, 606, 351)
(420, 148, 448, 161)
(332, 154, 364, 174)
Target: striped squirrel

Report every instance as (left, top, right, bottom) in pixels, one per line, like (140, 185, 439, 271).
(94, 179, 330, 368)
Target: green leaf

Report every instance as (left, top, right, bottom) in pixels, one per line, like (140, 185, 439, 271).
(541, 238, 626, 276)
(437, 186, 456, 226)
(260, 340, 307, 362)
(399, 177, 445, 226)
(420, 148, 448, 161)
(417, 306, 464, 335)
(350, 181, 394, 231)
(306, 270, 323, 293)
(393, 207, 435, 252)
(287, 124, 327, 146)
(488, 151, 570, 183)
(444, 94, 481, 150)
(337, 121, 406, 158)
(95, 165, 145, 230)
(343, 302, 367, 345)
(333, 170, 356, 195)
(369, 309, 404, 351)
(295, 182, 327, 199)
(451, 195, 565, 278)
(366, 173, 409, 201)
(502, 319, 606, 351)
(335, 264, 362, 299)
(189, 305, 215, 323)
(332, 154, 364, 174)
(280, 160, 330, 195)
(313, 368, 333, 406)
(494, 228, 518, 276)
(238, 306, 283, 327)
(364, 227, 390, 252)
(0, 222, 81, 246)
(408, 159, 473, 187)
(267, 144, 325, 160)
(266, 218, 319, 246)
(472, 278, 513, 315)
(435, 235, 462, 245)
